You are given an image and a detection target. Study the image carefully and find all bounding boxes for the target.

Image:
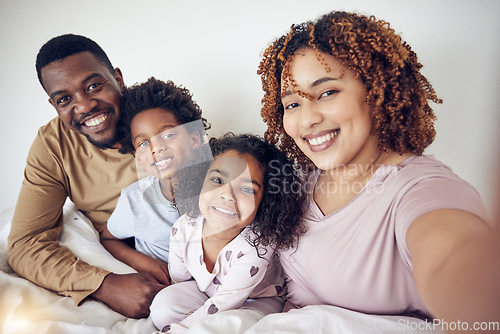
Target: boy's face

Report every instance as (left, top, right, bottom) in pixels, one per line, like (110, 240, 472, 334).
(131, 108, 201, 179)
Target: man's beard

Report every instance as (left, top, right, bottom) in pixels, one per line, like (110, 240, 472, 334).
(74, 107, 121, 149)
(83, 130, 120, 150)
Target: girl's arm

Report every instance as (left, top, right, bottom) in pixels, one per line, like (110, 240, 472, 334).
(168, 220, 194, 284)
(100, 226, 170, 285)
(177, 250, 275, 329)
(407, 209, 500, 332)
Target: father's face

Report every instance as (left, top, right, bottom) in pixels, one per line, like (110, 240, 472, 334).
(41, 51, 124, 149)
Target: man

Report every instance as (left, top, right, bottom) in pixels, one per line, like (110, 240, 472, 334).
(7, 34, 166, 318)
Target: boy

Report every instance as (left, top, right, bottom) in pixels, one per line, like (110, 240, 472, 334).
(100, 77, 211, 284)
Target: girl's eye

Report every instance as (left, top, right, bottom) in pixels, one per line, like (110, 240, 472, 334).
(319, 90, 338, 99)
(209, 176, 223, 185)
(241, 187, 256, 194)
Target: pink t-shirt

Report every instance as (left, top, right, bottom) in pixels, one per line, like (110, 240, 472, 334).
(280, 155, 489, 317)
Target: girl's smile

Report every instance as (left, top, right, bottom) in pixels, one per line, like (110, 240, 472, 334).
(199, 151, 264, 240)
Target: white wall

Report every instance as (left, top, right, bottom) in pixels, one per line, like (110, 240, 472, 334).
(1, 0, 499, 216)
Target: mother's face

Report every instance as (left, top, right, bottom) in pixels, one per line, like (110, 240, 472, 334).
(280, 48, 379, 171)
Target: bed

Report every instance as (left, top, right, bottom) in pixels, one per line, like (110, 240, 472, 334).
(0, 200, 443, 334)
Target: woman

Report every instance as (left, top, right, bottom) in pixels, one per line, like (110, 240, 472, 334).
(258, 10, 498, 327)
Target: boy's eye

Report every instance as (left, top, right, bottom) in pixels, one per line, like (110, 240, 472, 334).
(137, 141, 149, 148)
(161, 133, 175, 141)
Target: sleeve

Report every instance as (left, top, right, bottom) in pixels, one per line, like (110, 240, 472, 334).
(394, 174, 489, 269)
(7, 131, 109, 305)
(178, 247, 272, 328)
(168, 217, 193, 284)
(106, 188, 135, 239)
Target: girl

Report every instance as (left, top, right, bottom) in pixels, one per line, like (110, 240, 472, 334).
(257, 10, 498, 328)
(150, 133, 306, 333)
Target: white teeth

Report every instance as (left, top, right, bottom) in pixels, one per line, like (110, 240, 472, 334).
(155, 157, 173, 167)
(307, 130, 338, 146)
(213, 206, 237, 216)
(84, 114, 108, 127)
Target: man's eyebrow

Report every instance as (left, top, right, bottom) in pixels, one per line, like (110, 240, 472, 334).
(49, 73, 105, 101)
(283, 77, 339, 97)
(83, 73, 104, 83)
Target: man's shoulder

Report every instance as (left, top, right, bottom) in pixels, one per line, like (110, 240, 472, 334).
(34, 117, 118, 161)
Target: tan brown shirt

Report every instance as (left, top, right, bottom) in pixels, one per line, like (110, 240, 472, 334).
(7, 117, 137, 305)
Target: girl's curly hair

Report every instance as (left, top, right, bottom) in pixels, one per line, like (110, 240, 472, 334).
(258, 11, 442, 170)
(117, 77, 210, 154)
(174, 133, 307, 252)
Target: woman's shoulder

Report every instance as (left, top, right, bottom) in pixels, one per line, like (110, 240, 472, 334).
(395, 154, 459, 181)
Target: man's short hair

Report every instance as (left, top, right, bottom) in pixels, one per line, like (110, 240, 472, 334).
(35, 34, 114, 89)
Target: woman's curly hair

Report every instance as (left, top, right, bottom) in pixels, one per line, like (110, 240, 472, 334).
(258, 11, 442, 170)
(174, 133, 307, 252)
(117, 77, 210, 154)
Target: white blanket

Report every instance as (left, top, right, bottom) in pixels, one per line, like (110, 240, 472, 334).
(0, 201, 443, 334)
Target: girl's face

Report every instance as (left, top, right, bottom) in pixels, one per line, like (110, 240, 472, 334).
(281, 48, 379, 171)
(199, 150, 264, 235)
(131, 108, 201, 179)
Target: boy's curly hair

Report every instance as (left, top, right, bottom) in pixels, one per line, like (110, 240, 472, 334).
(174, 133, 307, 251)
(258, 11, 442, 170)
(117, 77, 210, 154)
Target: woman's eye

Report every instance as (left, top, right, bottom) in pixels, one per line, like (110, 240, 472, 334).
(284, 102, 299, 110)
(319, 90, 338, 98)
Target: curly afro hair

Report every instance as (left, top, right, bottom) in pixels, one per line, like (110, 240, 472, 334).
(174, 133, 307, 252)
(117, 77, 210, 154)
(258, 11, 442, 170)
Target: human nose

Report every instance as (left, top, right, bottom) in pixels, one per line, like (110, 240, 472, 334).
(219, 183, 237, 203)
(150, 135, 166, 154)
(299, 101, 323, 129)
(73, 93, 98, 115)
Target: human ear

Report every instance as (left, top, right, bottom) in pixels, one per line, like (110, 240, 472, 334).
(190, 132, 202, 149)
(114, 67, 125, 92)
(48, 98, 56, 108)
